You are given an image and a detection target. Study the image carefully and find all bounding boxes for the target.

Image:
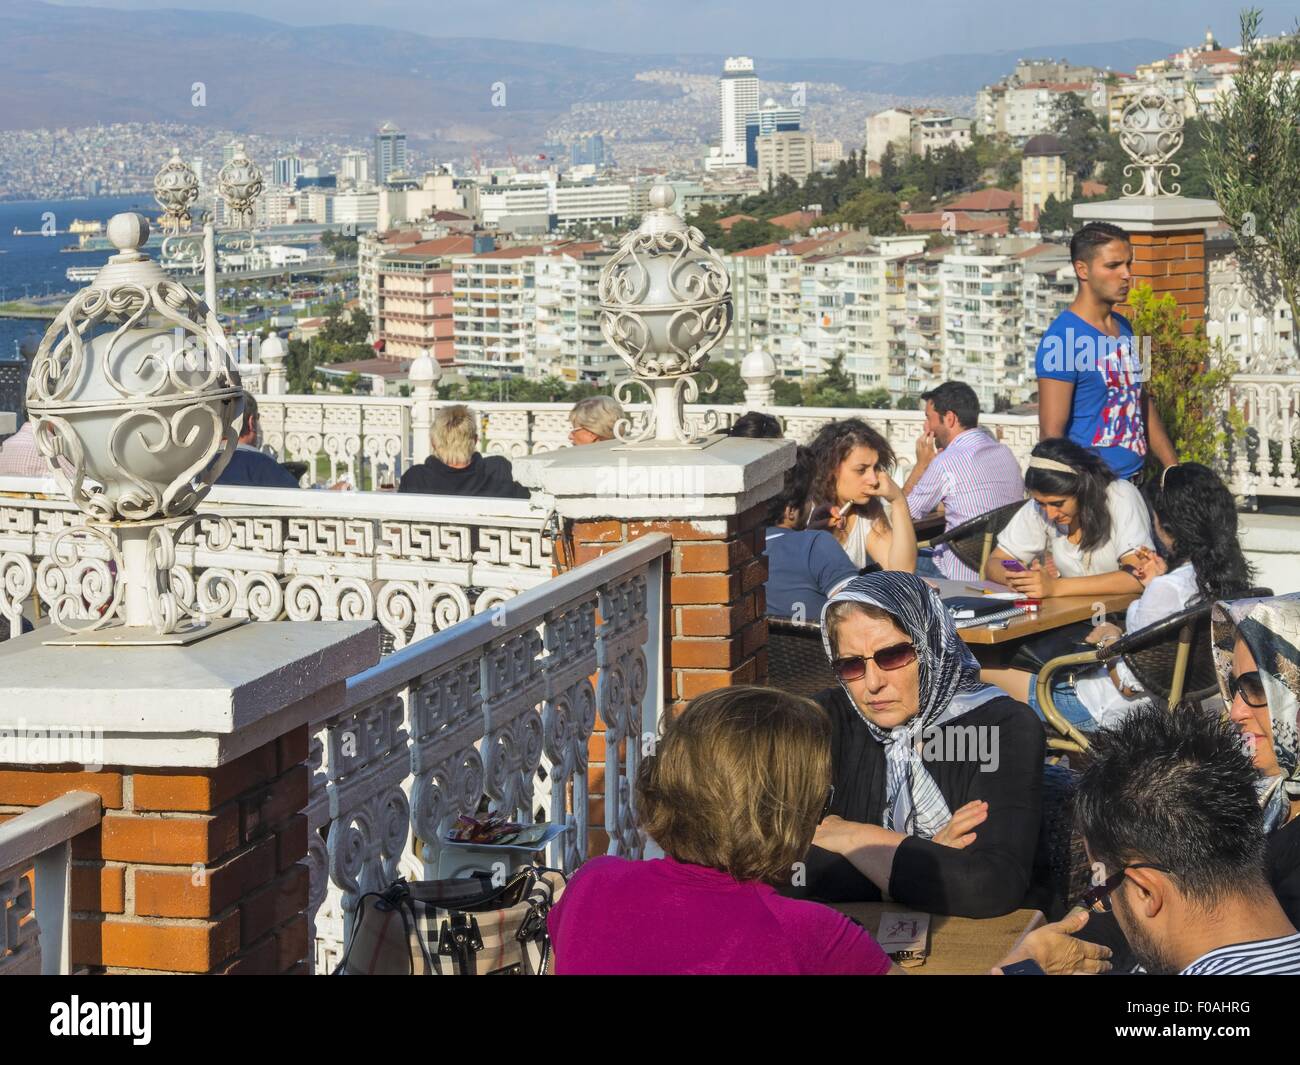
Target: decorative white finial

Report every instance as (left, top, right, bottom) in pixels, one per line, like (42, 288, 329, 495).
(648, 184, 674, 210)
(107, 212, 150, 255)
(1119, 80, 1184, 197)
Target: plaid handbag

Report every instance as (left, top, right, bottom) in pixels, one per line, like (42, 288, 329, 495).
(335, 866, 564, 975)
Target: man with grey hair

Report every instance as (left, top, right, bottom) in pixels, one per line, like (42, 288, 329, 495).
(400, 403, 530, 499)
(569, 395, 627, 445)
(217, 392, 299, 488)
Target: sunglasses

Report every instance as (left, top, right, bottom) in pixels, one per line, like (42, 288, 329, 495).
(831, 642, 917, 683)
(1228, 670, 1268, 708)
(819, 785, 835, 824)
(1079, 863, 1171, 913)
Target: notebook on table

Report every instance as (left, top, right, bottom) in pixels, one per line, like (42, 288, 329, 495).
(942, 596, 1027, 629)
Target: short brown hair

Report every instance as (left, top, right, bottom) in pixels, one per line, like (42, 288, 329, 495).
(636, 686, 831, 884)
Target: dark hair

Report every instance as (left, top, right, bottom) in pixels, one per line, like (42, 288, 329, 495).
(921, 381, 981, 429)
(636, 686, 831, 884)
(771, 446, 815, 527)
(1070, 221, 1129, 271)
(1074, 701, 1272, 909)
(1145, 463, 1254, 602)
(808, 419, 896, 522)
(728, 411, 783, 439)
(1023, 437, 1116, 554)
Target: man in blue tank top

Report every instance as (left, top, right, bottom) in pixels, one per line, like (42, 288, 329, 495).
(1034, 222, 1177, 479)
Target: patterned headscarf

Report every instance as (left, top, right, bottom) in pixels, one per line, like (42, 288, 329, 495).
(820, 571, 1005, 838)
(1212, 592, 1300, 831)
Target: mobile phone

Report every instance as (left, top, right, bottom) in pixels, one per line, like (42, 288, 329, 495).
(999, 958, 1046, 975)
(1001, 559, 1026, 573)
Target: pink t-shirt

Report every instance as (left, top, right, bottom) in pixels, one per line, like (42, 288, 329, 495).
(548, 854, 892, 975)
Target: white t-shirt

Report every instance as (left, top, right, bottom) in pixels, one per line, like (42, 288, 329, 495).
(1072, 562, 1200, 724)
(997, 478, 1153, 578)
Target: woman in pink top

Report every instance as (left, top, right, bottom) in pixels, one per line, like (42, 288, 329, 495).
(547, 685, 1112, 976)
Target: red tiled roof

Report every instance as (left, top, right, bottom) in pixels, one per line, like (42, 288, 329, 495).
(732, 242, 784, 258)
(431, 211, 471, 221)
(718, 213, 758, 231)
(1013, 243, 1057, 260)
(384, 235, 476, 260)
(943, 188, 1019, 213)
(769, 209, 821, 231)
(1191, 49, 1241, 67)
(381, 228, 424, 244)
(902, 211, 1007, 235)
(318, 358, 411, 378)
(469, 245, 545, 259)
(1081, 179, 1108, 197)
(786, 236, 837, 254)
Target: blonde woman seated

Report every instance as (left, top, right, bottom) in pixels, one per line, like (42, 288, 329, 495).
(984, 437, 1151, 599)
(808, 419, 918, 572)
(546, 685, 1110, 975)
(568, 396, 627, 445)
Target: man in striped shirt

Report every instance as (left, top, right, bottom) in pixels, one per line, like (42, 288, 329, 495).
(903, 381, 1024, 580)
(1075, 703, 1300, 976)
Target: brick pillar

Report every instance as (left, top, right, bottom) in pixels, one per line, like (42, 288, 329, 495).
(1126, 230, 1207, 333)
(0, 620, 376, 975)
(517, 434, 794, 855)
(1074, 196, 1221, 334)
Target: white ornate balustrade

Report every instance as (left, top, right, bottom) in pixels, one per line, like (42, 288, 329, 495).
(306, 533, 669, 973)
(1227, 375, 1300, 499)
(0, 478, 553, 648)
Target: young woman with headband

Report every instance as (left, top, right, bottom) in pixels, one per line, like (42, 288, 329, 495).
(984, 437, 1153, 599)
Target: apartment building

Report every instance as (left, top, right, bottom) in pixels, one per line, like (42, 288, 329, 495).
(910, 115, 974, 157)
(941, 248, 1027, 407)
(374, 235, 478, 366)
(532, 243, 626, 384)
(1019, 244, 1076, 381)
(865, 108, 914, 165)
(379, 171, 478, 230)
(1020, 134, 1074, 223)
(451, 247, 541, 377)
(901, 252, 946, 400)
(756, 131, 815, 191)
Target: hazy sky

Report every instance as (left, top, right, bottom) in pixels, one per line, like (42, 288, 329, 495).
(45, 0, 1300, 62)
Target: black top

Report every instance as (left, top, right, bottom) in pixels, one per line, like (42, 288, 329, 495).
(790, 687, 1045, 918)
(1269, 816, 1300, 926)
(398, 453, 530, 499)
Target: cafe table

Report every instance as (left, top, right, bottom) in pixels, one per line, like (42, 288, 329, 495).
(828, 901, 1046, 975)
(924, 577, 1137, 647)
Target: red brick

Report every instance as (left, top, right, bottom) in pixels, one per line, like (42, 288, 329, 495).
(240, 864, 309, 946)
(671, 636, 741, 669)
(572, 520, 624, 543)
(276, 727, 309, 774)
(1169, 258, 1205, 276)
(1128, 260, 1162, 277)
(1172, 288, 1207, 307)
(739, 557, 768, 594)
(737, 502, 769, 533)
(1165, 233, 1203, 245)
(239, 765, 309, 842)
(133, 838, 277, 918)
(754, 647, 769, 684)
(276, 814, 309, 872)
(678, 659, 759, 700)
(572, 543, 621, 566)
(132, 743, 277, 812)
(88, 808, 240, 864)
(70, 863, 125, 914)
(675, 541, 735, 573)
(1127, 233, 1157, 245)
(670, 573, 740, 605)
(740, 617, 769, 658)
(0, 769, 122, 810)
(215, 934, 278, 975)
(752, 586, 766, 616)
(72, 912, 240, 973)
(677, 597, 756, 637)
(628, 520, 727, 542)
(1148, 275, 1189, 292)
(275, 914, 309, 971)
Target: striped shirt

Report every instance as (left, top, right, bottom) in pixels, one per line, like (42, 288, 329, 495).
(0, 422, 49, 478)
(905, 427, 1024, 580)
(1181, 931, 1300, 974)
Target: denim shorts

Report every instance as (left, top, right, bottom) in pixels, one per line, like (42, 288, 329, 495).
(915, 548, 945, 580)
(1026, 671, 1096, 732)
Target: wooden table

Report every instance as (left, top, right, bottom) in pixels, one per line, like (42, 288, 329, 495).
(829, 901, 1045, 975)
(957, 591, 1138, 645)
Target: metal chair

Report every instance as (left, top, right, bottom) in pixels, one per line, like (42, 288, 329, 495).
(926, 499, 1027, 579)
(766, 616, 837, 699)
(1036, 586, 1274, 753)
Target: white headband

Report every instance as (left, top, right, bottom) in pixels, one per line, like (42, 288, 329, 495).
(1027, 456, 1078, 475)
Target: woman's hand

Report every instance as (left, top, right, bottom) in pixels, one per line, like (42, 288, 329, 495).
(1128, 547, 1167, 587)
(865, 470, 905, 504)
(992, 908, 1113, 975)
(1086, 622, 1124, 646)
(812, 815, 866, 856)
(1005, 559, 1056, 598)
(931, 800, 988, 849)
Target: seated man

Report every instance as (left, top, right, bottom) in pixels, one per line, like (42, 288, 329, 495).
(0, 421, 50, 478)
(902, 381, 1024, 580)
(400, 403, 530, 499)
(1075, 701, 1300, 974)
(217, 394, 300, 489)
(763, 447, 858, 622)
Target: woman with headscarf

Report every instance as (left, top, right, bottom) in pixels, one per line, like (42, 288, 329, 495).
(795, 571, 1045, 918)
(1212, 592, 1300, 924)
